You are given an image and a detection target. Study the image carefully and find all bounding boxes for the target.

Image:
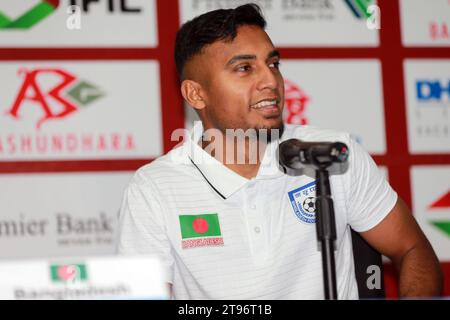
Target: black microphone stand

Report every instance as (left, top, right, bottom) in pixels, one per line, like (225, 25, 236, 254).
(279, 140, 349, 300)
(314, 163, 338, 300)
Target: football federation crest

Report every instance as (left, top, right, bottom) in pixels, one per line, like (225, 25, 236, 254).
(288, 181, 317, 224)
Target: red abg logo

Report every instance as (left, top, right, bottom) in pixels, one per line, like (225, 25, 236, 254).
(283, 79, 310, 125)
(6, 68, 103, 129)
(0, 67, 136, 158)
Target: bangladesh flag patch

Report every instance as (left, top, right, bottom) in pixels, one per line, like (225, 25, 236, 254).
(178, 213, 224, 249)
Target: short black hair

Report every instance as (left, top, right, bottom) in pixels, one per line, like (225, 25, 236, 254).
(174, 3, 267, 79)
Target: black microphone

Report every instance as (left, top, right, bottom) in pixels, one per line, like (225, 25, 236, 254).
(279, 139, 349, 169)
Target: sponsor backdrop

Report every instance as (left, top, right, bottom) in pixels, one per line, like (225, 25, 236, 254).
(0, 0, 448, 298)
(0, 172, 133, 258)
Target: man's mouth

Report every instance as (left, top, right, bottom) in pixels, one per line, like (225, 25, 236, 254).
(250, 98, 280, 110)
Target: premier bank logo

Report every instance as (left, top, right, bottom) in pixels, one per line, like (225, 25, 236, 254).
(0, 1, 59, 29)
(6, 68, 104, 129)
(281, 0, 334, 21)
(0, 214, 48, 237)
(0, 212, 114, 238)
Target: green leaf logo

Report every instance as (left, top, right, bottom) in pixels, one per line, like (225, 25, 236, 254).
(344, 0, 374, 19)
(0, 1, 59, 29)
(66, 81, 104, 106)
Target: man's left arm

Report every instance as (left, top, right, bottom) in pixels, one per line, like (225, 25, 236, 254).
(360, 197, 443, 298)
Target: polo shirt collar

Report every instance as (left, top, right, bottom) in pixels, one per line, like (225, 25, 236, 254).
(186, 122, 284, 199)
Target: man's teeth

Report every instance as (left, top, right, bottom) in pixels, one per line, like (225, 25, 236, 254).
(251, 100, 278, 109)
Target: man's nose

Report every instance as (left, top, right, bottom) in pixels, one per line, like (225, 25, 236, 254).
(256, 65, 278, 91)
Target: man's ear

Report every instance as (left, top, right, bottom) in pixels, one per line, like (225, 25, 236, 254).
(180, 80, 206, 110)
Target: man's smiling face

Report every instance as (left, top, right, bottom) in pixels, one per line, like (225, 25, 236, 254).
(185, 25, 285, 135)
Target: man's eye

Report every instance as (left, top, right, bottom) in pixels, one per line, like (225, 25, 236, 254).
(270, 61, 281, 69)
(237, 65, 252, 72)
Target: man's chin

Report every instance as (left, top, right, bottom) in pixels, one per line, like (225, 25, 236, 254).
(254, 122, 285, 143)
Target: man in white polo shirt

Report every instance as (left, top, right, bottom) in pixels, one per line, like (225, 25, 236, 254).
(117, 4, 442, 299)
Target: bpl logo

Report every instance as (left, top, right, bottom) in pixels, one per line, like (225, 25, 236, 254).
(6, 68, 103, 129)
(416, 80, 450, 102)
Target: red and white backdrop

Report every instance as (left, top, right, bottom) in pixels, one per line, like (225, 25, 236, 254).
(0, 0, 449, 298)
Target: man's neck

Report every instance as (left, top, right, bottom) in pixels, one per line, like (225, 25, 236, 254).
(201, 134, 267, 180)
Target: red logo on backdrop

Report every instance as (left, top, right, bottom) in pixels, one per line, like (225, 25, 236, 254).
(0, 67, 138, 156)
(7, 68, 77, 129)
(6, 68, 103, 129)
(283, 79, 310, 125)
(429, 21, 449, 40)
(429, 190, 450, 210)
(427, 190, 450, 238)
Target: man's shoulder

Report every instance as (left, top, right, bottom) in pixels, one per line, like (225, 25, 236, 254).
(130, 146, 192, 187)
(283, 124, 351, 143)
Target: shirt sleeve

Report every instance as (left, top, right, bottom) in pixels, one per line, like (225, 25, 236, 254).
(117, 178, 174, 284)
(346, 137, 398, 232)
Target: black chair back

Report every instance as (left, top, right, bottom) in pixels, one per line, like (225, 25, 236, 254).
(351, 229, 385, 299)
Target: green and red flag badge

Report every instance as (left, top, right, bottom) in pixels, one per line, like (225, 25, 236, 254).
(179, 213, 224, 249)
(50, 263, 87, 283)
(429, 190, 450, 238)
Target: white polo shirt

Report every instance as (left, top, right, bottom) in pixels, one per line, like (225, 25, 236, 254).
(117, 123, 397, 299)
